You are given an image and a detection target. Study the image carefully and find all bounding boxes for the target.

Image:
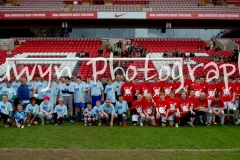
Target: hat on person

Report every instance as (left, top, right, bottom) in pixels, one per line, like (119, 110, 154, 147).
(43, 96, 50, 101)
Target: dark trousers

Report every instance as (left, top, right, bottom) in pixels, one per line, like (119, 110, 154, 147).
(53, 113, 64, 124)
(195, 111, 207, 125)
(1, 113, 9, 125)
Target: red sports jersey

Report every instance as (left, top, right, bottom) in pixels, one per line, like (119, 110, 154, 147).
(162, 82, 173, 97)
(183, 82, 190, 93)
(178, 98, 192, 117)
(200, 82, 209, 91)
(210, 99, 224, 108)
(151, 83, 161, 102)
(219, 83, 234, 102)
(156, 99, 168, 117)
(143, 100, 154, 116)
(194, 98, 208, 109)
(234, 83, 240, 99)
(132, 100, 143, 115)
(120, 83, 135, 102)
(172, 81, 181, 91)
(206, 84, 218, 100)
(167, 98, 179, 117)
(188, 96, 198, 108)
(191, 85, 205, 98)
(138, 82, 152, 97)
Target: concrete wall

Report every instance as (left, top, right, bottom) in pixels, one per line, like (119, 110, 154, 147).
(0, 39, 14, 50)
(215, 39, 238, 51)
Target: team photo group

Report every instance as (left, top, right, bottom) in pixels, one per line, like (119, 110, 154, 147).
(0, 73, 239, 128)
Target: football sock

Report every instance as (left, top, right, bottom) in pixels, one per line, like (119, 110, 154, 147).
(176, 117, 180, 124)
(155, 118, 160, 125)
(212, 114, 215, 122)
(77, 111, 81, 119)
(220, 115, 224, 125)
(84, 116, 87, 123)
(224, 115, 228, 123)
(70, 116, 73, 121)
(230, 115, 234, 123)
(122, 117, 126, 122)
(236, 110, 239, 119)
(208, 115, 212, 124)
(145, 121, 149, 125)
(199, 115, 203, 122)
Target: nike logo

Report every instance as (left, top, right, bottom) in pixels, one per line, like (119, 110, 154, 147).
(115, 13, 127, 18)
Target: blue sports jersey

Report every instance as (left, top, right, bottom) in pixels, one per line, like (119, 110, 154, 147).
(92, 105, 101, 118)
(74, 82, 86, 103)
(0, 83, 6, 95)
(43, 86, 58, 105)
(61, 83, 74, 97)
(11, 81, 20, 96)
(101, 103, 115, 115)
(34, 81, 47, 99)
(40, 102, 53, 113)
(104, 84, 116, 103)
(115, 100, 129, 114)
(0, 101, 13, 115)
(27, 81, 35, 98)
(26, 104, 40, 115)
(90, 80, 103, 96)
(113, 81, 124, 95)
(14, 111, 27, 121)
(84, 84, 91, 103)
(2, 87, 16, 99)
(54, 105, 67, 117)
(83, 108, 95, 116)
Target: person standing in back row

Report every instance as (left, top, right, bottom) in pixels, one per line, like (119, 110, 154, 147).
(116, 40, 122, 56)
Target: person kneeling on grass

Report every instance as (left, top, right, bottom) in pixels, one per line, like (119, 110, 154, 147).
(39, 96, 54, 125)
(115, 95, 129, 126)
(92, 100, 102, 126)
(175, 91, 196, 128)
(83, 103, 96, 126)
(131, 93, 145, 126)
(209, 93, 226, 127)
(14, 103, 27, 128)
(100, 99, 117, 127)
(53, 98, 68, 126)
(156, 93, 168, 127)
(194, 92, 208, 126)
(143, 94, 156, 126)
(26, 97, 40, 126)
(0, 94, 13, 128)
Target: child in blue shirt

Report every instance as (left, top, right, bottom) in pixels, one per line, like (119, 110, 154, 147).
(115, 95, 129, 126)
(14, 103, 27, 128)
(0, 94, 13, 127)
(53, 98, 68, 126)
(26, 97, 40, 126)
(39, 96, 54, 125)
(83, 103, 96, 126)
(104, 79, 117, 106)
(92, 100, 102, 126)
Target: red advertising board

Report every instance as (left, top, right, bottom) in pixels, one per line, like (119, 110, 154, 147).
(146, 12, 240, 20)
(0, 12, 98, 19)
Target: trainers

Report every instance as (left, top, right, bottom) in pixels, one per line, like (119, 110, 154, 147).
(213, 121, 217, 125)
(21, 125, 24, 129)
(46, 121, 50, 124)
(205, 120, 209, 124)
(55, 123, 58, 126)
(235, 121, 239, 124)
(175, 123, 179, 128)
(28, 124, 31, 127)
(89, 123, 92, 126)
(84, 123, 87, 126)
(123, 122, 127, 127)
(41, 122, 44, 125)
(98, 122, 102, 126)
(190, 124, 195, 128)
(70, 120, 74, 124)
(140, 121, 143, 126)
(222, 124, 226, 127)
